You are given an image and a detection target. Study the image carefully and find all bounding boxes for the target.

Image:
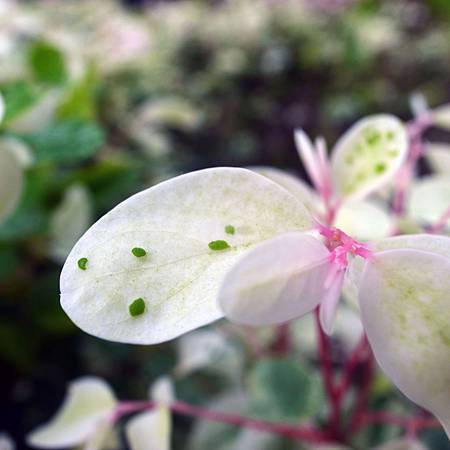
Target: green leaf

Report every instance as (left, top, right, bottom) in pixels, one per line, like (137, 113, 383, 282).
(28, 41, 67, 86)
(248, 357, 322, 422)
(0, 81, 40, 124)
(21, 120, 105, 163)
(58, 64, 97, 120)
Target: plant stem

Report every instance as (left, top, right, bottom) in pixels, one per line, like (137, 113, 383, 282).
(314, 308, 341, 438)
(113, 400, 328, 443)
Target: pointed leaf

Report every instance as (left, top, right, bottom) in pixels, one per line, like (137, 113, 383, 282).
(126, 407, 171, 450)
(218, 232, 329, 325)
(359, 249, 450, 436)
(27, 377, 116, 448)
(331, 115, 407, 201)
(61, 168, 313, 344)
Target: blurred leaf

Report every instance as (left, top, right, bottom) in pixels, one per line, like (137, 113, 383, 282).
(248, 357, 322, 422)
(0, 81, 40, 124)
(0, 246, 19, 281)
(21, 120, 105, 163)
(58, 65, 98, 121)
(28, 41, 68, 86)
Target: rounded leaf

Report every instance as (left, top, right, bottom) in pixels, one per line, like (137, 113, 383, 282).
(359, 249, 450, 436)
(219, 232, 329, 325)
(60, 168, 313, 344)
(335, 200, 393, 241)
(251, 166, 320, 214)
(407, 176, 450, 228)
(0, 139, 24, 224)
(331, 115, 407, 202)
(27, 377, 117, 449)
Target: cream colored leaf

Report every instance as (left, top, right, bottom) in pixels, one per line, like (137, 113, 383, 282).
(218, 232, 330, 325)
(407, 176, 450, 228)
(331, 115, 407, 202)
(251, 166, 320, 214)
(432, 104, 450, 131)
(334, 200, 393, 241)
(27, 377, 117, 449)
(126, 407, 171, 450)
(359, 250, 450, 437)
(425, 143, 450, 176)
(60, 168, 313, 344)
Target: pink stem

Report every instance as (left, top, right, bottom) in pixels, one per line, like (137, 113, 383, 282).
(428, 205, 450, 234)
(314, 308, 341, 439)
(112, 400, 328, 443)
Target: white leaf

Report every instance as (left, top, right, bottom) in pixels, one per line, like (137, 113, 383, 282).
(344, 233, 450, 308)
(407, 176, 450, 228)
(359, 249, 450, 436)
(50, 184, 93, 263)
(174, 329, 242, 378)
(334, 200, 393, 241)
(432, 104, 450, 130)
(150, 377, 174, 406)
(60, 168, 313, 344)
(425, 143, 450, 176)
(0, 139, 24, 224)
(27, 377, 117, 449)
(251, 166, 320, 214)
(126, 407, 171, 450)
(331, 115, 407, 202)
(218, 232, 330, 325)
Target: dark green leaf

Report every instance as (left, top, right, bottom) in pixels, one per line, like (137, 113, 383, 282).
(28, 41, 67, 85)
(0, 80, 40, 124)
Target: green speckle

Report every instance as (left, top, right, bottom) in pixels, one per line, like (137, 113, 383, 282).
(225, 225, 235, 235)
(78, 258, 88, 270)
(129, 298, 146, 317)
(386, 130, 395, 140)
(364, 127, 382, 146)
(208, 240, 230, 251)
(388, 149, 399, 158)
(374, 162, 386, 174)
(132, 247, 147, 258)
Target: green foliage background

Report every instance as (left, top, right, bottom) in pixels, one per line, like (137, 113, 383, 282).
(0, 0, 449, 448)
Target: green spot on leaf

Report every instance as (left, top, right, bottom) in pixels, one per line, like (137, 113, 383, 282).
(386, 130, 395, 140)
(374, 162, 386, 174)
(364, 127, 382, 146)
(224, 225, 235, 235)
(77, 258, 88, 270)
(208, 240, 230, 251)
(132, 247, 147, 258)
(129, 298, 146, 317)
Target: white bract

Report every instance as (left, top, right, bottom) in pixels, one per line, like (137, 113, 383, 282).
(425, 143, 450, 176)
(26, 377, 117, 449)
(60, 116, 450, 437)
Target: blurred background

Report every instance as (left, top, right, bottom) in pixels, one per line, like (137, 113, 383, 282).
(1, 0, 450, 448)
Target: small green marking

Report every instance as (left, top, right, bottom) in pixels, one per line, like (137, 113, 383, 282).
(386, 130, 395, 140)
(129, 298, 146, 317)
(374, 162, 386, 174)
(225, 225, 235, 235)
(78, 257, 88, 270)
(364, 128, 382, 146)
(132, 247, 147, 258)
(208, 240, 230, 251)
